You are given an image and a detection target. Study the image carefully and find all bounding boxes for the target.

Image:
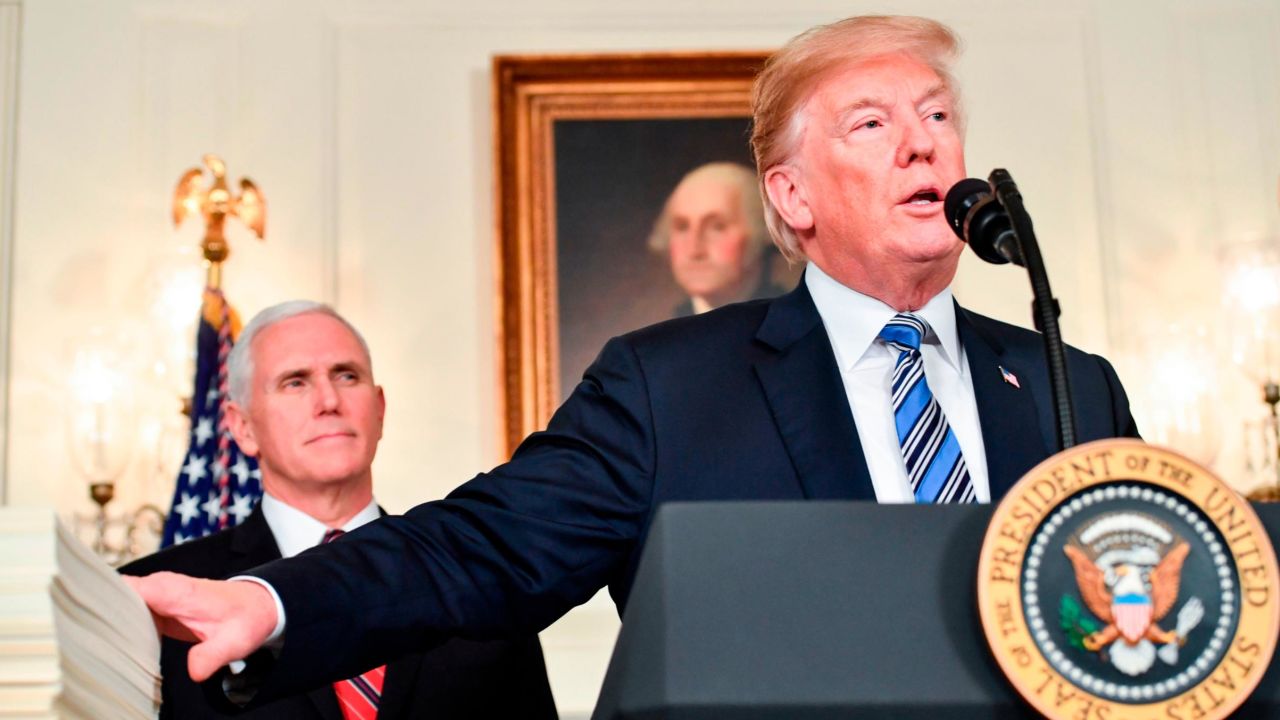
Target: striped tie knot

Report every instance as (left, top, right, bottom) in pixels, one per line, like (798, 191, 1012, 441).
(322, 528, 344, 544)
(878, 313, 928, 353)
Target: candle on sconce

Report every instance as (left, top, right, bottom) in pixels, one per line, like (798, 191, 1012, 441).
(66, 339, 136, 486)
(1221, 242, 1280, 494)
(65, 332, 141, 555)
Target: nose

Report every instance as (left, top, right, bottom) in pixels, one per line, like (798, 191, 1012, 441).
(314, 377, 341, 414)
(690, 231, 709, 255)
(896, 116, 935, 167)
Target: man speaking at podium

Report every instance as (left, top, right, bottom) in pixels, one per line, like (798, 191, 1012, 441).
(126, 14, 1139, 704)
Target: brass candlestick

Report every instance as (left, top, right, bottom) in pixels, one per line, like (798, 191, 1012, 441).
(78, 481, 165, 565)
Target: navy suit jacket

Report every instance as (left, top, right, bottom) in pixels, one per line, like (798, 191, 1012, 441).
(243, 279, 1138, 701)
(121, 508, 558, 719)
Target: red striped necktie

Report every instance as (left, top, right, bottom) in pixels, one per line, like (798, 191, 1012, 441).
(323, 528, 385, 720)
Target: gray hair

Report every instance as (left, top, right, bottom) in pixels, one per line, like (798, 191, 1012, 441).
(227, 300, 372, 408)
(647, 162, 770, 258)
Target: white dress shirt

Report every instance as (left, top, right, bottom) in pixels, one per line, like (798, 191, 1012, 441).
(235, 493, 380, 647)
(259, 492, 381, 558)
(805, 262, 991, 503)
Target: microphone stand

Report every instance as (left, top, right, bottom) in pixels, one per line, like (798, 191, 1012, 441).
(988, 169, 1077, 450)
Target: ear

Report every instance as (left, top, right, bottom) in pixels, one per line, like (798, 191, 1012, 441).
(764, 164, 814, 233)
(225, 402, 259, 457)
(374, 386, 386, 441)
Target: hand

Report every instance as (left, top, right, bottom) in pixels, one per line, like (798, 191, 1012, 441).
(123, 572, 278, 682)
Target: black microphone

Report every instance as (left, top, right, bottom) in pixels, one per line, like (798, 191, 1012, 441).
(943, 178, 1022, 266)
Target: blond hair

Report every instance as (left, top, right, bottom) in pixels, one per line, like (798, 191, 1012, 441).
(751, 15, 963, 261)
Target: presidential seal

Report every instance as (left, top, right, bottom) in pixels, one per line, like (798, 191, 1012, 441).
(978, 439, 1279, 720)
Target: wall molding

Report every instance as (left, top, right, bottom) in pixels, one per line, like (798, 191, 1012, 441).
(321, 19, 338, 306)
(0, 0, 21, 504)
(324, 7, 826, 33)
(1078, 9, 1120, 351)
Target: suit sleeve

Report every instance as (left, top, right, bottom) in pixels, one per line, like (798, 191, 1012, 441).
(244, 336, 657, 700)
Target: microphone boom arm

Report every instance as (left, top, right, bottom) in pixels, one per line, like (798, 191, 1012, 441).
(988, 169, 1077, 450)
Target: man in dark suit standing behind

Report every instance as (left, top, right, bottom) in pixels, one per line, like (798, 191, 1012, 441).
(121, 300, 557, 719)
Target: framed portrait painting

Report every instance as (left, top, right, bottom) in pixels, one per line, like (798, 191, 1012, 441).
(493, 51, 803, 456)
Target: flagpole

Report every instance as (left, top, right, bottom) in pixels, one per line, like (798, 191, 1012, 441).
(159, 154, 267, 548)
(206, 257, 222, 291)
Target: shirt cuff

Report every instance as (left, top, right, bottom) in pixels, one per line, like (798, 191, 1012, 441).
(228, 575, 286, 647)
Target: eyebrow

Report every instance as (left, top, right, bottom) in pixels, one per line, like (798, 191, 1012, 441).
(832, 83, 952, 130)
(916, 83, 951, 109)
(329, 361, 365, 377)
(271, 361, 366, 385)
(272, 367, 312, 387)
(833, 96, 891, 130)
(672, 209, 734, 221)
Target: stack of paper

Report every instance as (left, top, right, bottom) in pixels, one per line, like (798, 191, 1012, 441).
(0, 508, 160, 719)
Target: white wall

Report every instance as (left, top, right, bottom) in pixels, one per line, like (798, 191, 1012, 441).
(0, 0, 19, 505)
(6, 0, 1280, 714)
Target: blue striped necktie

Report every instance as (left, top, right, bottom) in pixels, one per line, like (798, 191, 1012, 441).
(878, 313, 976, 504)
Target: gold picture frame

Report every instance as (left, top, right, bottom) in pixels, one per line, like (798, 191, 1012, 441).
(492, 51, 771, 456)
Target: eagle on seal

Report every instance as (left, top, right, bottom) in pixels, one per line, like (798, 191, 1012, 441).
(1064, 540, 1190, 667)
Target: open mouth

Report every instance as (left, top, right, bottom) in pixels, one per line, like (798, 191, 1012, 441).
(903, 188, 941, 205)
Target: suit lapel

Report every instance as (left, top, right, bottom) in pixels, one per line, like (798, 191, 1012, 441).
(956, 305, 1052, 500)
(754, 280, 875, 501)
(304, 684, 344, 720)
(228, 507, 283, 566)
(376, 653, 424, 717)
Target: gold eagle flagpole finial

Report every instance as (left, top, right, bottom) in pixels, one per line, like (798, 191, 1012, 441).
(171, 154, 266, 289)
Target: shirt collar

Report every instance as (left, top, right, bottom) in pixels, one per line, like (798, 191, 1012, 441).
(804, 261, 960, 370)
(260, 492, 381, 558)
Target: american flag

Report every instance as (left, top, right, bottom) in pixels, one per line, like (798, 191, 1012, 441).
(999, 365, 1021, 389)
(160, 290, 261, 547)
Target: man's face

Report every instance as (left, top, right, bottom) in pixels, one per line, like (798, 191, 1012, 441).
(789, 54, 967, 284)
(666, 178, 761, 305)
(229, 313, 385, 494)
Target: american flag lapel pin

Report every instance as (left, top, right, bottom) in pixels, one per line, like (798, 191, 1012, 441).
(999, 365, 1021, 389)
